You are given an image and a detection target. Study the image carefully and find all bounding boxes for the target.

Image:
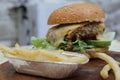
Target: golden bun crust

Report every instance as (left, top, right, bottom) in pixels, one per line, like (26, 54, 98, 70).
(48, 3, 105, 25)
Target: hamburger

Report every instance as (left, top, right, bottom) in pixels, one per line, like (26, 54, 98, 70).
(31, 3, 119, 80)
(46, 3, 114, 52)
(45, 4, 120, 79)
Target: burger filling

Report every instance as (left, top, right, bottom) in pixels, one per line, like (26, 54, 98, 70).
(64, 22, 105, 41)
(31, 22, 115, 52)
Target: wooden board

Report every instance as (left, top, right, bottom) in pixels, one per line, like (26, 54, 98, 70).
(0, 51, 120, 80)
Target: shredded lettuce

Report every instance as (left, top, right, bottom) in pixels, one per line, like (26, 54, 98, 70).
(31, 31, 115, 51)
(58, 41, 68, 50)
(31, 37, 56, 50)
(59, 40, 94, 51)
(73, 40, 94, 51)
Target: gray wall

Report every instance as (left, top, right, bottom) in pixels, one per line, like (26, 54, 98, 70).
(0, 0, 120, 46)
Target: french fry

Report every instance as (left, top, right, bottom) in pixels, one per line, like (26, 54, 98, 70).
(65, 56, 89, 64)
(13, 48, 39, 60)
(100, 64, 111, 79)
(100, 62, 120, 79)
(94, 53, 120, 80)
(0, 44, 15, 55)
(35, 49, 63, 61)
(0, 44, 89, 63)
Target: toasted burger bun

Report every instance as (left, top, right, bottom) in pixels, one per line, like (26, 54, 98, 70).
(48, 3, 105, 25)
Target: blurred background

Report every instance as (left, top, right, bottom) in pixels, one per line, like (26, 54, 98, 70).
(0, 0, 120, 46)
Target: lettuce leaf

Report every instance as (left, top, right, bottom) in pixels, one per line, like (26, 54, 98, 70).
(73, 40, 94, 51)
(31, 32, 114, 51)
(59, 40, 94, 51)
(31, 37, 56, 50)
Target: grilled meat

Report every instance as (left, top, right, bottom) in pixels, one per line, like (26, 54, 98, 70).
(46, 22, 105, 47)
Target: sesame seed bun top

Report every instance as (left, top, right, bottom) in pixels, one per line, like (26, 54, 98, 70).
(48, 3, 105, 25)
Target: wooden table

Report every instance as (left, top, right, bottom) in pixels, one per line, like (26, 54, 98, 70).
(0, 51, 120, 80)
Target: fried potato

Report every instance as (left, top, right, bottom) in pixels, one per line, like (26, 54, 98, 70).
(100, 64, 111, 79)
(35, 49, 89, 63)
(94, 53, 120, 80)
(0, 44, 89, 64)
(100, 62, 120, 79)
(35, 49, 64, 62)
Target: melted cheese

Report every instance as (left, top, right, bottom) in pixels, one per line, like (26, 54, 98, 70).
(46, 24, 84, 47)
(47, 23, 105, 47)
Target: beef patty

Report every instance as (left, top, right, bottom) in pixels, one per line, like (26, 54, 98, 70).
(46, 22, 105, 47)
(64, 22, 105, 41)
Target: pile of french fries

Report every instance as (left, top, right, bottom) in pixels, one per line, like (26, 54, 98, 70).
(0, 44, 89, 64)
(0, 44, 120, 80)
